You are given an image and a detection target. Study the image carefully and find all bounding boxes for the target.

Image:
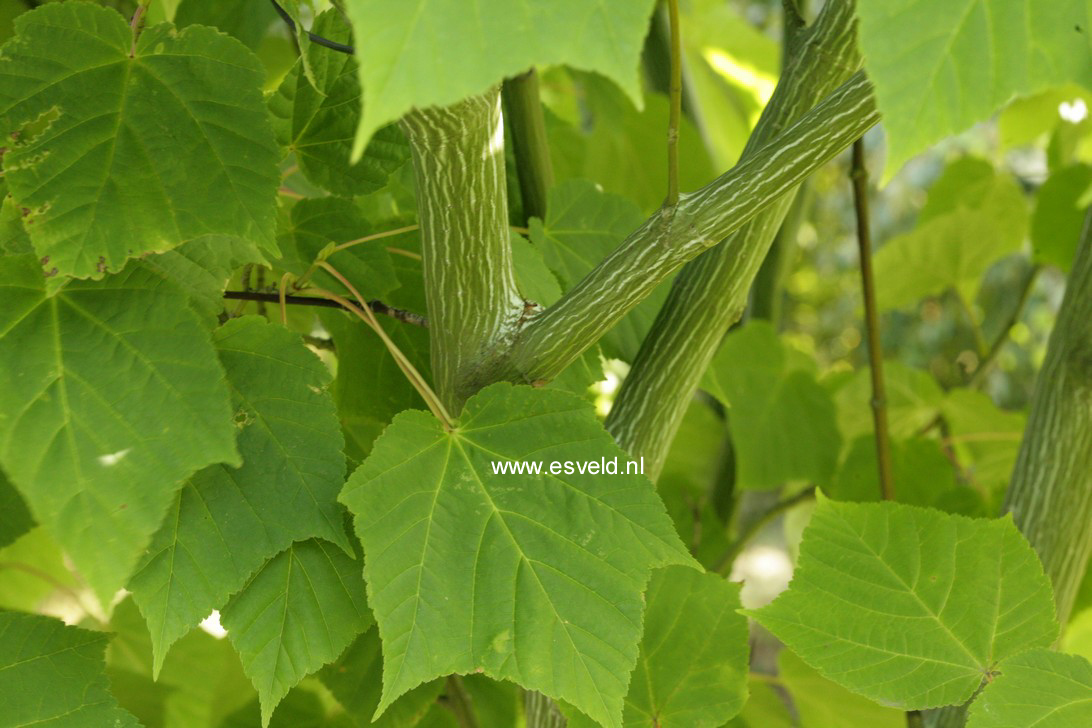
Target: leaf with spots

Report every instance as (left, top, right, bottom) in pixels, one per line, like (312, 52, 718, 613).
(339, 383, 695, 728)
(750, 497, 1059, 710)
(0, 254, 238, 605)
(0, 2, 280, 286)
(129, 316, 350, 674)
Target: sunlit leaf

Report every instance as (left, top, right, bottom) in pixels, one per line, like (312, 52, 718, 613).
(874, 159, 1029, 309)
(342, 0, 658, 157)
(340, 383, 695, 728)
(966, 649, 1092, 728)
(778, 649, 904, 728)
(751, 498, 1058, 709)
(856, 0, 1092, 174)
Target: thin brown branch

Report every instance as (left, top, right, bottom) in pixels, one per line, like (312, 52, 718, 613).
(223, 290, 428, 328)
(851, 139, 895, 501)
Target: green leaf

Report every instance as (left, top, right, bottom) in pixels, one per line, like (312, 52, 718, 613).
(966, 648, 1092, 728)
(855, 0, 1092, 175)
(339, 383, 695, 728)
(529, 180, 668, 360)
(104, 597, 258, 728)
(319, 309, 429, 465)
(320, 629, 445, 728)
(750, 498, 1059, 710)
(777, 649, 904, 728)
(623, 567, 749, 727)
(276, 197, 398, 300)
(829, 436, 958, 509)
(725, 679, 792, 728)
(0, 527, 80, 614)
(268, 10, 410, 197)
(0, 255, 238, 604)
(175, 0, 279, 50)
(546, 74, 717, 213)
(0, 467, 33, 548)
(874, 159, 1029, 309)
(0, 611, 139, 727)
(342, 0, 657, 157)
(221, 539, 373, 726)
(129, 316, 350, 672)
(832, 360, 944, 442)
(703, 321, 841, 490)
(1032, 164, 1092, 271)
(940, 389, 1026, 504)
(0, 3, 280, 284)
(139, 235, 268, 322)
(511, 232, 562, 306)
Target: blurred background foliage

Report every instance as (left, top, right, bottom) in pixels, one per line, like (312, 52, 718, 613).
(1, 0, 1090, 726)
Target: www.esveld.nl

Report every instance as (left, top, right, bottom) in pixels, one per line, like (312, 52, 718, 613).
(490, 457, 646, 476)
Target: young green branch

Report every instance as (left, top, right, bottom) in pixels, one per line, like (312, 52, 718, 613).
(508, 70, 878, 386)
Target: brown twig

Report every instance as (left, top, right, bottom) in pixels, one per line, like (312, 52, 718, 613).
(223, 290, 428, 327)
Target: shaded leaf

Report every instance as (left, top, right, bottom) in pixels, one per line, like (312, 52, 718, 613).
(222, 539, 373, 726)
(340, 383, 695, 728)
(856, 0, 1092, 174)
(751, 498, 1058, 709)
(546, 73, 716, 213)
(1032, 163, 1092, 271)
(623, 567, 749, 727)
(319, 310, 429, 465)
(0, 611, 139, 727)
(778, 649, 903, 728)
(966, 649, 1092, 728)
(129, 316, 349, 672)
(0, 255, 238, 604)
(0, 3, 280, 284)
(829, 436, 959, 509)
(342, 0, 658, 156)
(268, 10, 410, 197)
(832, 360, 944, 442)
(704, 321, 841, 490)
(105, 597, 257, 728)
(175, 0, 279, 50)
(275, 197, 398, 300)
(0, 467, 33, 548)
(320, 628, 444, 728)
(529, 180, 668, 360)
(874, 159, 1029, 309)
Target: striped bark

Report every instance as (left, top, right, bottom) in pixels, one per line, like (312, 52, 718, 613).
(402, 88, 524, 411)
(603, 0, 864, 476)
